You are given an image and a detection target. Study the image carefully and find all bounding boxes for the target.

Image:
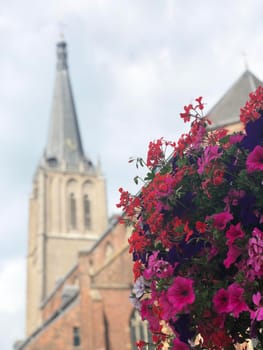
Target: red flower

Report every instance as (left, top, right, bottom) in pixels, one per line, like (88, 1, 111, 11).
(146, 138, 164, 168)
(128, 229, 151, 253)
(240, 86, 263, 124)
(133, 260, 143, 281)
(212, 169, 224, 185)
(195, 96, 204, 110)
(203, 329, 233, 349)
(195, 221, 207, 233)
(136, 340, 148, 350)
(116, 188, 141, 217)
(180, 104, 193, 123)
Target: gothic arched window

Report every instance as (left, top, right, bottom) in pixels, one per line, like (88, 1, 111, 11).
(130, 309, 152, 349)
(69, 193, 77, 230)
(83, 194, 91, 230)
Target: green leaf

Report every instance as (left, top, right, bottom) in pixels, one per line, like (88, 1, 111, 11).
(134, 176, 139, 185)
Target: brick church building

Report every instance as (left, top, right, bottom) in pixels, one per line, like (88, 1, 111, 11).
(14, 40, 262, 350)
(14, 40, 143, 350)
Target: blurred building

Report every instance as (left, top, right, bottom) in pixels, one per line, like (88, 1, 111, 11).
(208, 69, 262, 131)
(15, 40, 146, 350)
(15, 40, 262, 350)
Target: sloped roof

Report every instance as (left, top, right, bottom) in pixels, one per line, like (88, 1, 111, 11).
(208, 69, 263, 129)
(43, 41, 94, 172)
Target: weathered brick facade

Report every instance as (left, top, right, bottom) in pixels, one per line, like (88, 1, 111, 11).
(19, 219, 135, 350)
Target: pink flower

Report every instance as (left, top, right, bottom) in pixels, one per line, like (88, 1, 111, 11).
(159, 291, 176, 321)
(213, 288, 231, 314)
(228, 283, 248, 318)
(247, 227, 263, 277)
(212, 211, 233, 230)
(252, 292, 261, 306)
(251, 292, 263, 321)
(246, 145, 263, 172)
(192, 125, 206, 150)
(197, 145, 222, 174)
(229, 134, 245, 144)
(172, 337, 189, 350)
(226, 223, 245, 245)
(167, 276, 195, 313)
(213, 284, 248, 317)
(224, 244, 242, 268)
(143, 251, 174, 280)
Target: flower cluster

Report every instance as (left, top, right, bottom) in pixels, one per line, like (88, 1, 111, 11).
(117, 90, 263, 349)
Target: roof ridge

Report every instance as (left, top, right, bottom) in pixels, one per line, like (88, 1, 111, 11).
(207, 69, 263, 129)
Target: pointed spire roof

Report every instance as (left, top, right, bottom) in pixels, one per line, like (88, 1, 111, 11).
(44, 40, 94, 172)
(208, 69, 263, 129)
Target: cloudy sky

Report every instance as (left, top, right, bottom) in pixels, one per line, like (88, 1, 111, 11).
(1, 0, 263, 348)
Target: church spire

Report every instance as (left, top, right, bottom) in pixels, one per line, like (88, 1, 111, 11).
(56, 40, 68, 71)
(44, 40, 93, 172)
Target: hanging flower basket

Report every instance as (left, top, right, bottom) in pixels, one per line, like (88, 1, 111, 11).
(117, 87, 263, 350)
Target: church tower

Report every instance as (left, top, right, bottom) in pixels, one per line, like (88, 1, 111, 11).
(26, 40, 108, 336)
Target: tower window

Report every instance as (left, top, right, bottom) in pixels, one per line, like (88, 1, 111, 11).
(47, 157, 58, 167)
(73, 327, 81, 346)
(69, 193, 77, 229)
(84, 194, 91, 229)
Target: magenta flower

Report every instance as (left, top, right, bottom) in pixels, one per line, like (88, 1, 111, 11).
(251, 292, 263, 321)
(143, 251, 174, 280)
(167, 276, 195, 313)
(159, 291, 176, 321)
(213, 284, 248, 317)
(213, 288, 230, 314)
(229, 134, 245, 144)
(125, 90, 263, 348)
(197, 145, 222, 174)
(140, 299, 161, 332)
(212, 211, 233, 230)
(228, 283, 248, 318)
(224, 245, 242, 268)
(248, 227, 263, 277)
(246, 145, 263, 172)
(226, 223, 245, 245)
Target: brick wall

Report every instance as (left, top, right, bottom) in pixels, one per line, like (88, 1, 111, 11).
(20, 220, 135, 350)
